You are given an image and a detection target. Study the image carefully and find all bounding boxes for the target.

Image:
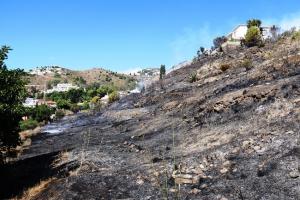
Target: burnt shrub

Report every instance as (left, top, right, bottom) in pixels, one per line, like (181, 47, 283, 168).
(220, 64, 231, 72)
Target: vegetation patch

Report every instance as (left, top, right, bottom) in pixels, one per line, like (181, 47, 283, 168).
(220, 64, 231, 72)
(19, 119, 39, 131)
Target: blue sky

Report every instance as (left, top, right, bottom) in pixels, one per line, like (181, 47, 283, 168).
(2, 0, 300, 72)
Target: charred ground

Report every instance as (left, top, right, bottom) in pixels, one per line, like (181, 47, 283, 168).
(2, 36, 300, 200)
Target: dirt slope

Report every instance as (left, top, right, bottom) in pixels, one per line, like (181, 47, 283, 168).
(2, 37, 300, 200)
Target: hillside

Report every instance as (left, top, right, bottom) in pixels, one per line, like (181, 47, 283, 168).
(1, 35, 299, 199)
(27, 67, 137, 91)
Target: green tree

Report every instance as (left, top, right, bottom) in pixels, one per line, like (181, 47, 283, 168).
(244, 26, 263, 47)
(32, 104, 53, 122)
(0, 46, 27, 153)
(159, 65, 166, 80)
(66, 88, 84, 103)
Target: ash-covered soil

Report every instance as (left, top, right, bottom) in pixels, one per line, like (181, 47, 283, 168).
(2, 38, 300, 200)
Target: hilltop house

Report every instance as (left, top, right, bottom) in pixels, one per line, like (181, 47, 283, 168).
(46, 83, 79, 94)
(222, 24, 273, 50)
(227, 24, 272, 41)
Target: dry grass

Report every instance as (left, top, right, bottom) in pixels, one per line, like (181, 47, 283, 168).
(12, 178, 56, 200)
(19, 127, 41, 141)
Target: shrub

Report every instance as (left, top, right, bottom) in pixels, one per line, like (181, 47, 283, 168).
(81, 101, 90, 110)
(291, 31, 300, 41)
(55, 109, 65, 120)
(241, 59, 252, 70)
(108, 91, 120, 103)
(220, 64, 230, 72)
(32, 104, 53, 123)
(70, 104, 80, 113)
(91, 96, 101, 104)
(244, 26, 263, 47)
(56, 99, 71, 110)
(189, 72, 198, 83)
(19, 119, 39, 131)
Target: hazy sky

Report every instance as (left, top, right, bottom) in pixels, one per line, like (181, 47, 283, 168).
(2, 0, 300, 72)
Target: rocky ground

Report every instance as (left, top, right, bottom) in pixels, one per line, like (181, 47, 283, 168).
(1, 37, 299, 200)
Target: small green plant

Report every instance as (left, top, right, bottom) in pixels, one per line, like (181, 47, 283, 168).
(56, 99, 71, 110)
(241, 59, 252, 70)
(55, 109, 65, 120)
(108, 91, 120, 103)
(220, 64, 230, 72)
(189, 72, 198, 83)
(70, 104, 80, 113)
(291, 31, 300, 41)
(19, 119, 39, 131)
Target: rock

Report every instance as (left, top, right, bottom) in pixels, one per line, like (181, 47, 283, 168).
(200, 183, 208, 189)
(189, 188, 201, 194)
(136, 178, 144, 185)
(220, 168, 228, 174)
(169, 188, 178, 193)
(220, 197, 229, 200)
(153, 171, 160, 177)
(222, 161, 231, 167)
(286, 130, 294, 134)
(253, 145, 261, 151)
(289, 171, 299, 179)
(172, 173, 200, 185)
(199, 164, 206, 170)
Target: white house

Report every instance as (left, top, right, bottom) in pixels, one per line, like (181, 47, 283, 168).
(23, 98, 39, 107)
(46, 83, 79, 93)
(227, 24, 273, 41)
(227, 25, 248, 41)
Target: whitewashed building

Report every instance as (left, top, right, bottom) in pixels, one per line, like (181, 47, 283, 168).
(23, 98, 39, 107)
(227, 25, 248, 41)
(46, 83, 79, 93)
(227, 24, 273, 41)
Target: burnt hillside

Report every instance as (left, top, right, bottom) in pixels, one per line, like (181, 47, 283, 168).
(3, 35, 300, 200)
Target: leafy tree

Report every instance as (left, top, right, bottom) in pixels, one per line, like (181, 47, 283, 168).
(66, 88, 84, 103)
(247, 19, 262, 28)
(244, 26, 263, 47)
(159, 65, 166, 80)
(0, 46, 27, 153)
(31, 104, 53, 122)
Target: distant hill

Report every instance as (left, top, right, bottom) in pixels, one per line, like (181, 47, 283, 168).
(27, 66, 137, 92)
